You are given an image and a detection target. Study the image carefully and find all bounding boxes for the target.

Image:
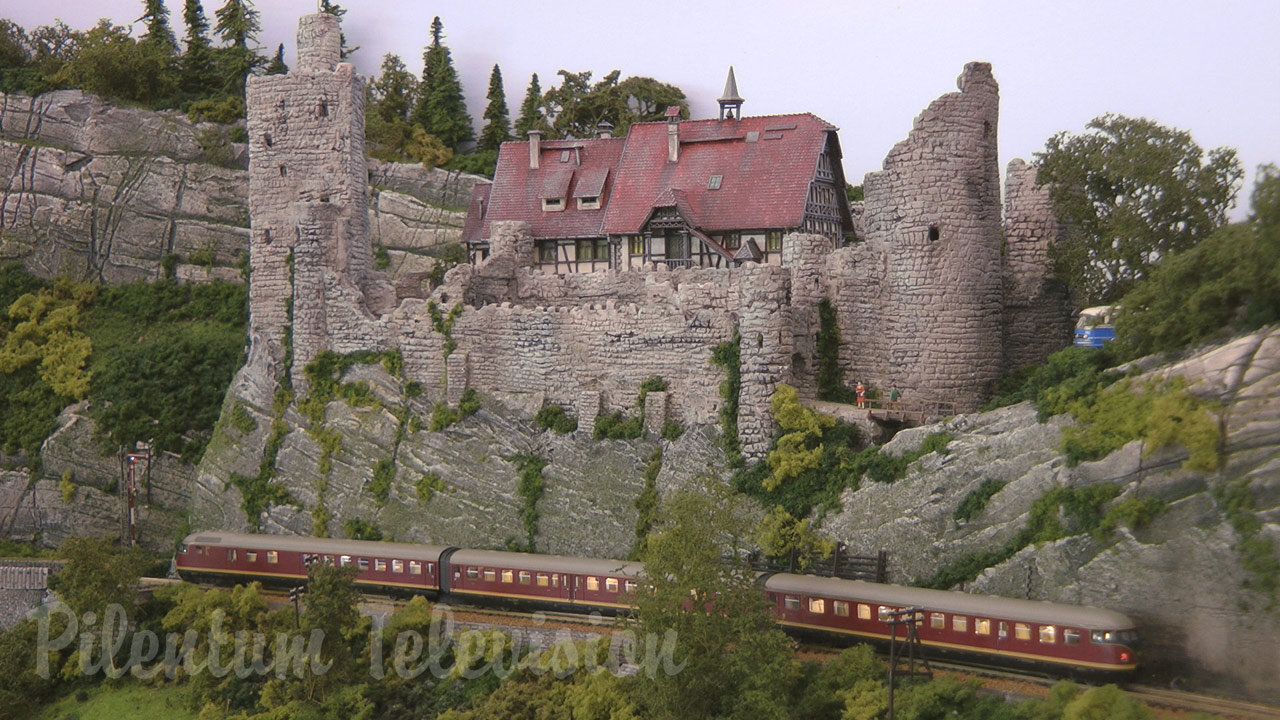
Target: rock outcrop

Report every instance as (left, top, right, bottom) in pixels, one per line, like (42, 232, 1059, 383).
(0, 90, 479, 284)
(824, 326, 1280, 702)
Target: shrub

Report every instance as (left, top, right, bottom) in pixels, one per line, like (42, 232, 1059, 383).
(629, 448, 663, 559)
(593, 410, 643, 440)
(187, 95, 245, 124)
(709, 334, 742, 464)
(1062, 377, 1221, 470)
(429, 402, 460, 431)
(661, 420, 684, 441)
(404, 381, 424, 398)
(534, 404, 577, 434)
(370, 458, 395, 505)
(953, 479, 1006, 523)
(458, 388, 480, 417)
(229, 402, 257, 434)
(766, 385, 834, 491)
(416, 472, 445, 503)
(985, 345, 1121, 420)
(343, 518, 383, 541)
(373, 243, 390, 270)
(509, 453, 547, 551)
(1099, 497, 1167, 536)
(58, 470, 75, 504)
(636, 375, 668, 409)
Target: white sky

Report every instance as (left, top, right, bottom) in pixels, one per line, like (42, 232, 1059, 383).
(4, 0, 1277, 218)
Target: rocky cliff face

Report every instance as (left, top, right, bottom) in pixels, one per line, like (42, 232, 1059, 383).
(824, 326, 1280, 702)
(0, 91, 478, 283)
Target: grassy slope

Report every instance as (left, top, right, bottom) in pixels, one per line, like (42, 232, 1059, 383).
(36, 683, 195, 720)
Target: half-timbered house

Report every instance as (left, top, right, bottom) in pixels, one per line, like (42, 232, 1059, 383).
(463, 70, 855, 273)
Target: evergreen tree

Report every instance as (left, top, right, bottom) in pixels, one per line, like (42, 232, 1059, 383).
(318, 0, 359, 59)
(180, 0, 216, 97)
(264, 42, 287, 74)
(478, 63, 511, 151)
(371, 53, 415, 123)
(138, 0, 177, 54)
(410, 17, 473, 149)
(213, 0, 263, 96)
(513, 72, 544, 137)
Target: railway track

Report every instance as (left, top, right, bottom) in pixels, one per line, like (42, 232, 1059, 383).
(1126, 685, 1280, 720)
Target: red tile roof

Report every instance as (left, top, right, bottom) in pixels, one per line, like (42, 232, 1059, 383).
(473, 112, 840, 242)
(481, 137, 626, 240)
(602, 113, 838, 235)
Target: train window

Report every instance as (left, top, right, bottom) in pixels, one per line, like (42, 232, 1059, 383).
(375, 559, 387, 572)
(246, 552, 258, 563)
(518, 571, 531, 585)
(587, 577, 599, 591)
(766, 593, 776, 604)
(878, 606, 892, 622)
(227, 550, 237, 562)
(178, 544, 188, 554)
(1039, 625, 1056, 644)
(625, 580, 638, 593)
(357, 558, 369, 571)
(975, 619, 991, 635)
(484, 569, 497, 582)
(930, 613, 945, 630)
(409, 561, 422, 575)
(501, 570, 514, 584)
(428, 563, 435, 574)
(808, 598, 825, 614)
(858, 604, 871, 620)
(536, 573, 550, 587)
(392, 560, 404, 574)
(834, 601, 850, 617)
(466, 567, 479, 579)
(267, 551, 279, 564)
(953, 616, 967, 633)
(605, 578, 619, 593)
(1015, 623, 1031, 641)
(1064, 629, 1080, 646)
(784, 596, 801, 611)
(340, 555, 352, 568)
(552, 574, 560, 587)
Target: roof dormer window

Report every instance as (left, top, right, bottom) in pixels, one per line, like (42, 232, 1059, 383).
(708, 175, 723, 190)
(578, 196, 600, 210)
(560, 150, 571, 163)
(542, 197, 564, 212)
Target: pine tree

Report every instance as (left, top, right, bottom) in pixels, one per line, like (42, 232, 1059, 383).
(409, 17, 473, 149)
(513, 72, 544, 137)
(180, 0, 216, 97)
(318, 0, 359, 59)
(478, 64, 511, 151)
(213, 0, 263, 97)
(138, 0, 177, 53)
(264, 42, 287, 75)
(371, 53, 416, 123)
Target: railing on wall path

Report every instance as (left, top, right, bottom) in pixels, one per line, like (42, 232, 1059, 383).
(865, 399, 958, 425)
(746, 546, 889, 584)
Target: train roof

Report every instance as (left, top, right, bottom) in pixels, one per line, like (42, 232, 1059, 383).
(449, 548, 644, 577)
(182, 532, 451, 562)
(765, 574, 1135, 630)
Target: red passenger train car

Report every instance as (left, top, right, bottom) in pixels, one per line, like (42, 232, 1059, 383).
(176, 532, 1139, 679)
(764, 574, 1137, 677)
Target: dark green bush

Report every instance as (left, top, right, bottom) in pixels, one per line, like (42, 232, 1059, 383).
(593, 410, 643, 440)
(953, 479, 1006, 523)
(985, 345, 1121, 420)
(509, 453, 547, 551)
(534, 404, 577, 434)
(370, 458, 395, 505)
(458, 388, 480, 417)
(343, 517, 383, 541)
(636, 375, 669, 409)
(661, 420, 684, 441)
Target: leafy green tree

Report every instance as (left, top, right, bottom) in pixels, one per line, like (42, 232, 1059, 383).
(366, 53, 417, 159)
(513, 72, 545, 137)
(1113, 165, 1280, 359)
(765, 384, 834, 490)
(634, 479, 795, 720)
(478, 64, 511, 151)
(54, 20, 176, 106)
(542, 69, 687, 139)
(48, 537, 148, 617)
(180, 0, 217, 97)
(264, 41, 287, 74)
(1062, 684, 1154, 720)
(411, 17, 473, 149)
(406, 126, 452, 169)
(1035, 113, 1243, 305)
(756, 505, 834, 570)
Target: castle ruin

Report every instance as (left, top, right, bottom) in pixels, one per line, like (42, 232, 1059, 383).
(244, 14, 1071, 461)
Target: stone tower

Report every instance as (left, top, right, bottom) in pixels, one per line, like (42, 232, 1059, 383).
(859, 62, 1003, 411)
(245, 12, 370, 387)
(1002, 159, 1073, 369)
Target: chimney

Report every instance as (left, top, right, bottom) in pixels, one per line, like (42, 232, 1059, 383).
(597, 120, 614, 139)
(665, 106, 681, 163)
(528, 130, 542, 169)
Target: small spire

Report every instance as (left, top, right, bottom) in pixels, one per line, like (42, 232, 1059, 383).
(718, 66, 744, 120)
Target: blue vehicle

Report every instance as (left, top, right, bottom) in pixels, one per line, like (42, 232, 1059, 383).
(1074, 306, 1116, 348)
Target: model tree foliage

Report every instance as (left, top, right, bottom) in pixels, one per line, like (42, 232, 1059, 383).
(1035, 113, 1243, 306)
(513, 72, 545, 137)
(264, 41, 287, 74)
(1113, 164, 1280, 359)
(366, 52, 418, 159)
(540, 69, 688, 139)
(634, 480, 794, 719)
(180, 0, 216, 96)
(478, 63, 511, 151)
(411, 16, 473, 149)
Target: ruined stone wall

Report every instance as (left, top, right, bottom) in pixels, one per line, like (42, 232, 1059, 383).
(843, 62, 1004, 411)
(245, 12, 369, 371)
(737, 264, 793, 459)
(826, 240, 889, 394)
(1002, 159, 1073, 369)
(782, 233, 833, 398)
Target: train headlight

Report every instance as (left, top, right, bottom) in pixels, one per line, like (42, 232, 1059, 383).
(1120, 651, 1132, 664)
